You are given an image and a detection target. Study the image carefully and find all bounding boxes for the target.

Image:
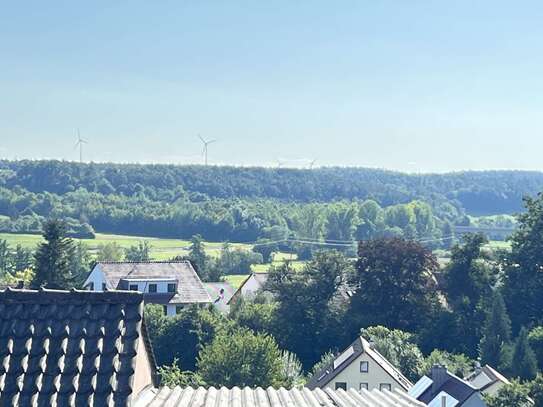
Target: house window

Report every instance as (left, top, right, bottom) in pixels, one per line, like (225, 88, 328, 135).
(102, 283, 107, 291)
(380, 383, 391, 391)
(360, 361, 369, 373)
(335, 382, 347, 390)
(176, 305, 183, 314)
(129, 284, 138, 291)
(148, 283, 157, 293)
(359, 383, 368, 391)
(88, 282, 94, 291)
(163, 305, 168, 315)
(168, 283, 177, 293)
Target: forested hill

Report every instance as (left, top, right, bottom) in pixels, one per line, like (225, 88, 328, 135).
(1, 160, 542, 215)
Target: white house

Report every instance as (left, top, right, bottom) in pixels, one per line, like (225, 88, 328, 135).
(228, 272, 270, 305)
(307, 336, 412, 393)
(84, 261, 212, 316)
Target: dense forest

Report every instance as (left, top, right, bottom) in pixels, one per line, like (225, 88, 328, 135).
(0, 160, 535, 244)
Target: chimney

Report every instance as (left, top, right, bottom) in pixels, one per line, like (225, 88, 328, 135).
(441, 395, 447, 407)
(431, 364, 448, 394)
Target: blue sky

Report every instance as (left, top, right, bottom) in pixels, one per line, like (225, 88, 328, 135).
(1, 1, 542, 171)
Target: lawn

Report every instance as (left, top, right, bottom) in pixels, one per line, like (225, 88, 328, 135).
(0, 232, 251, 260)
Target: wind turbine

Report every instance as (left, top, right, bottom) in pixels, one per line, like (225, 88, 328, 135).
(309, 159, 317, 169)
(198, 135, 217, 166)
(74, 129, 88, 163)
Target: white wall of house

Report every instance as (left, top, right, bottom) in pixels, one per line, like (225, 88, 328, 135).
(240, 275, 264, 298)
(84, 265, 107, 291)
(325, 353, 406, 392)
(122, 280, 176, 294)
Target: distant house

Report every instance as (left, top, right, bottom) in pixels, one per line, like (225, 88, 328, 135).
(134, 385, 427, 407)
(466, 364, 510, 397)
(203, 281, 236, 313)
(0, 287, 157, 406)
(84, 261, 212, 316)
(228, 272, 270, 304)
(307, 336, 412, 393)
(409, 365, 486, 407)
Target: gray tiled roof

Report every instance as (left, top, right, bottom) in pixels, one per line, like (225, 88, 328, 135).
(98, 261, 211, 304)
(0, 288, 156, 406)
(134, 386, 427, 407)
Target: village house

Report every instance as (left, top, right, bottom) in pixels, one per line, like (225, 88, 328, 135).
(409, 365, 486, 407)
(228, 272, 270, 305)
(203, 281, 236, 313)
(0, 287, 157, 406)
(84, 261, 212, 316)
(306, 336, 412, 393)
(465, 364, 511, 397)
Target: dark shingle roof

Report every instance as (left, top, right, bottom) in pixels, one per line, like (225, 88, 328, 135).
(0, 288, 156, 406)
(413, 366, 478, 406)
(97, 261, 211, 304)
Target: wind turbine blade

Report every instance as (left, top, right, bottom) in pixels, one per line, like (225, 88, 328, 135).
(74, 141, 80, 149)
(197, 134, 206, 143)
(207, 139, 217, 144)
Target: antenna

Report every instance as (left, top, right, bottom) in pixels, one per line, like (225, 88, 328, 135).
(197, 134, 217, 166)
(74, 129, 88, 164)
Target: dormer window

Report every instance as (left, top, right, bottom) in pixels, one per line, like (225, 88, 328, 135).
(167, 283, 177, 293)
(148, 283, 157, 293)
(129, 284, 138, 291)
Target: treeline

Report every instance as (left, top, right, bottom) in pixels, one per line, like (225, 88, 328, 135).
(1, 160, 538, 242)
(2, 160, 543, 212)
(0, 184, 452, 246)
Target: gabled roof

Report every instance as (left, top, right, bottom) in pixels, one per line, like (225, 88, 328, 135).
(465, 364, 511, 391)
(204, 282, 236, 312)
(134, 386, 427, 407)
(306, 336, 412, 391)
(411, 366, 479, 406)
(95, 261, 211, 304)
(0, 288, 157, 406)
(227, 272, 270, 305)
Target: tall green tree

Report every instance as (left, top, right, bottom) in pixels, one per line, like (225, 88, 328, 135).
(484, 381, 532, 407)
(528, 326, 543, 370)
(502, 193, 543, 330)
(69, 242, 92, 287)
(12, 244, 33, 273)
(188, 234, 208, 280)
(32, 219, 76, 289)
(360, 326, 424, 382)
(349, 237, 441, 334)
(511, 327, 538, 381)
(266, 251, 352, 368)
(444, 234, 495, 355)
(96, 242, 124, 262)
(125, 240, 151, 262)
(197, 328, 284, 388)
(0, 239, 11, 277)
(479, 292, 512, 369)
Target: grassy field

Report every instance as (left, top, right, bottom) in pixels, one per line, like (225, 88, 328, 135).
(0, 232, 251, 260)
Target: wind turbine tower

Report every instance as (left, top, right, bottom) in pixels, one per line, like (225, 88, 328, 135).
(74, 130, 88, 164)
(198, 135, 217, 166)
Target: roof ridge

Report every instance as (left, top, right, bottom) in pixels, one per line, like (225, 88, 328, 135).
(98, 260, 191, 264)
(1, 287, 144, 304)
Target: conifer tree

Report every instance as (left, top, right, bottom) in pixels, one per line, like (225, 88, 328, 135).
(511, 327, 538, 381)
(480, 291, 512, 368)
(32, 219, 75, 289)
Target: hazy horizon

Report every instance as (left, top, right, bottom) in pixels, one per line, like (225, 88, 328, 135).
(2, 1, 542, 172)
